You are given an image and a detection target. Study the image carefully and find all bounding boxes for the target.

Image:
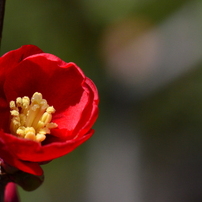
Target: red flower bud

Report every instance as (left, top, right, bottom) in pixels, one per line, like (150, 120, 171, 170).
(4, 183, 19, 202)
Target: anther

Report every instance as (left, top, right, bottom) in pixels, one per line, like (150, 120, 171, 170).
(9, 92, 58, 143)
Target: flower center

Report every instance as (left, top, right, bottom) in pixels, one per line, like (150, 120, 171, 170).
(9, 92, 58, 143)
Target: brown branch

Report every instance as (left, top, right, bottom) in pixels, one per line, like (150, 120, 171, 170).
(0, 0, 6, 45)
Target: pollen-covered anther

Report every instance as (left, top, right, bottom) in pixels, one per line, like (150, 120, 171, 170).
(9, 92, 58, 143)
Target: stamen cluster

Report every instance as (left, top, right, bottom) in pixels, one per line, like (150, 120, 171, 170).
(9, 92, 58, 143)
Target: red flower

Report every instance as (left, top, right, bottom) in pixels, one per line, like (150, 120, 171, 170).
(0, 45, 99, 176)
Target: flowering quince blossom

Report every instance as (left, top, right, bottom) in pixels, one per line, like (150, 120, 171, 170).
(0, 45, 99, 176)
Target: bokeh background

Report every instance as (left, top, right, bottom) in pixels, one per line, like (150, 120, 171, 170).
(2, 0, 202, 201)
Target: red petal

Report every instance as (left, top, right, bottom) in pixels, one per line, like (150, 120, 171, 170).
(47, 78, 98, 142)
(0, 45, 43, 132)
(53, 85, 92, 139)
(0, 137, 43, 175)
(4, 54, 85, 112)
(71, 78, 99, 138)
(0, 130, 93, 163)
(0, 45, 43, 81)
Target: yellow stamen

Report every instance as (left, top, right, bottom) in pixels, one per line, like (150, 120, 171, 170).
(10, 92, 58, 143)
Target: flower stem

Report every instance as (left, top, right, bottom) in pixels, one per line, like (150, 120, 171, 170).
(0, 0, 6, 45)
(0, 181, 6, 202)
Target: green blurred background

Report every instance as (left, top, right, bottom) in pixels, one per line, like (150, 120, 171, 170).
(2, 0, 202, 201)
